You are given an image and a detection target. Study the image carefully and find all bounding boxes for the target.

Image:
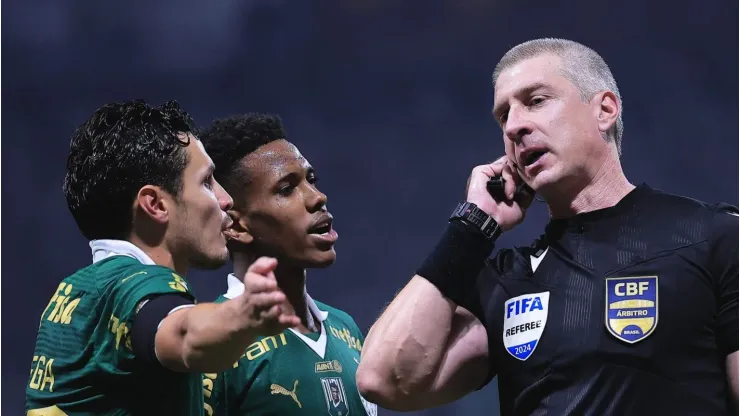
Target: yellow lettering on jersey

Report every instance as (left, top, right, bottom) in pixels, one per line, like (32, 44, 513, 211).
(40, 283, 65, 326)
(27, 405, 68, 416)
(262, 333, 287, 349)
(41, 283, 83, 326)
(329, 326, 363, 352)
(203, 373, 217, 416)
(59, 298, 81, 325)
(47, 284, 72, 323)
(203, 372, 217, 398)
(28, 355, 55, 393)
(245, 339, 267, 361)
(330, 326, 341, 339)
(168, 273, 188, 292)
(238, 333, 288, 363)
(108, 314, 132, 350)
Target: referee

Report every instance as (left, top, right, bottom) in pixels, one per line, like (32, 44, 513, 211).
(357, 38, 738, 415)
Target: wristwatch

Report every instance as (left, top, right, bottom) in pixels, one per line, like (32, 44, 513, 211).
(450, 202, 502, 240)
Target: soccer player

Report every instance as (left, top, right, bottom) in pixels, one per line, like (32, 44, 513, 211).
(26, 100, 301, 415)
(199, 113, 378, 416)
(357, 38, 739, 415)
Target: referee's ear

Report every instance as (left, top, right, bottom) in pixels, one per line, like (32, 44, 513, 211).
(224, 208, 254, 245)
(594, 90, 620, 136)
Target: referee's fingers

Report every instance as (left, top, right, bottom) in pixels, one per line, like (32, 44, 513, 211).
(468, 160, 505, 193)
(473, 160, 505, 178)
(500, 163, 518, 200)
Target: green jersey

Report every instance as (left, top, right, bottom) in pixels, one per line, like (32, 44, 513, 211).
(26, 254, 203, 416)
(203, 276, 377, 416)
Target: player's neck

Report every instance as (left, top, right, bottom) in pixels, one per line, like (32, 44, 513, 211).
(126, 235, 188, 276)
(232, 254, 315, 334)
(546, 153, 634, 219)
(273, 264, 314, 334)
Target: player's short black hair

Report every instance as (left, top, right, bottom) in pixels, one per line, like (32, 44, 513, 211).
(199, 113, 286, 202)
(63, 99, 197, 241)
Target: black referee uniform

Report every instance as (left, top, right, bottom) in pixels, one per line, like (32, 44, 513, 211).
(461, 184, 738, 415)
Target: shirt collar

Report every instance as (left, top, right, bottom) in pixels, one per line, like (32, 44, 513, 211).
(90, 239, 156, 265)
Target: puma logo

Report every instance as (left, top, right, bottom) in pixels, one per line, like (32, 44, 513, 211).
(270, 380, 302, 408)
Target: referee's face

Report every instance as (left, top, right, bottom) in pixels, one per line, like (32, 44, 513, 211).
(493, 53, 611, 193)
(233, 139, 338, 269)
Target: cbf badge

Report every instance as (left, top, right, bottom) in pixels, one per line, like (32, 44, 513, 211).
(321, 377, 350, 416)
(503, 291, 550, 361)
(605, 276, 658, 343)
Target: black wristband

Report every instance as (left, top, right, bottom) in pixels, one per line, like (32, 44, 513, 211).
(416, 220, 497, 306)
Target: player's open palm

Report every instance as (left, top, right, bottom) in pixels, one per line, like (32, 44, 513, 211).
(466, 156, 533, 231)
(236, 257, 301, 336)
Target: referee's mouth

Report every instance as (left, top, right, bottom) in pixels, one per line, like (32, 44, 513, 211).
(519, 146, 548, 168)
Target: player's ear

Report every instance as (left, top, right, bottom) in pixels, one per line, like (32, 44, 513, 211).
(224, 208, 254, 245)
(593, 90, 619, 136)
(135, 185, 171, 225)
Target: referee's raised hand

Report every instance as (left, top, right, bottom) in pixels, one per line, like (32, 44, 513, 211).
(236, 257, 301, 336)
(466, 156, 533, 231)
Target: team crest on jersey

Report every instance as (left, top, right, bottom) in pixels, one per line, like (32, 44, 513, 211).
(321, 377, 350, 416)
(503, 291, 550, 361)
(605, 276, 658, 344)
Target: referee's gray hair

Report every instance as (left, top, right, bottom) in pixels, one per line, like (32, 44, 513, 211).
(492, 38, 624, 155)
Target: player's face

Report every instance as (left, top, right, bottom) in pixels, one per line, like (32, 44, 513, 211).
(493, 53, 610, 193)
(169, 137, 233, 269)
(237, 139, 337, 268)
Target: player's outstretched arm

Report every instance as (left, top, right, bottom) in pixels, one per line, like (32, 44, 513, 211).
(151, 257, 300, 373)
(357, 276, 489, 411)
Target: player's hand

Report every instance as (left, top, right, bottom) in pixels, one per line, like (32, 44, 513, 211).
(234, 257, 301, 336)
(466, 156, 533, 232)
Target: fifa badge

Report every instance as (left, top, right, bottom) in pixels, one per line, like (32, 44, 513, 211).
(503, 291, 550, 361)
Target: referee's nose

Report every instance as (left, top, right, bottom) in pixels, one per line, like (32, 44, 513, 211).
(504, 105, 534, 143)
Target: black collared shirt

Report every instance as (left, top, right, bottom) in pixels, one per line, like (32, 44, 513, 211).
(463, 184, 738, 415)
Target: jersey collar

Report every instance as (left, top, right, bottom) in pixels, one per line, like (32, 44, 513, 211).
(224, 273, 329, 330)
(90, 239, 156, 266)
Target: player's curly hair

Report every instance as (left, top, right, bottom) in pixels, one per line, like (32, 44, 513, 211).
(199, 113, 286, 202)
(63, 99, 197, 240)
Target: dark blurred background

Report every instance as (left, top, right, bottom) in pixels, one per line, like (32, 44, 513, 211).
(3, 0, 738, 414)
